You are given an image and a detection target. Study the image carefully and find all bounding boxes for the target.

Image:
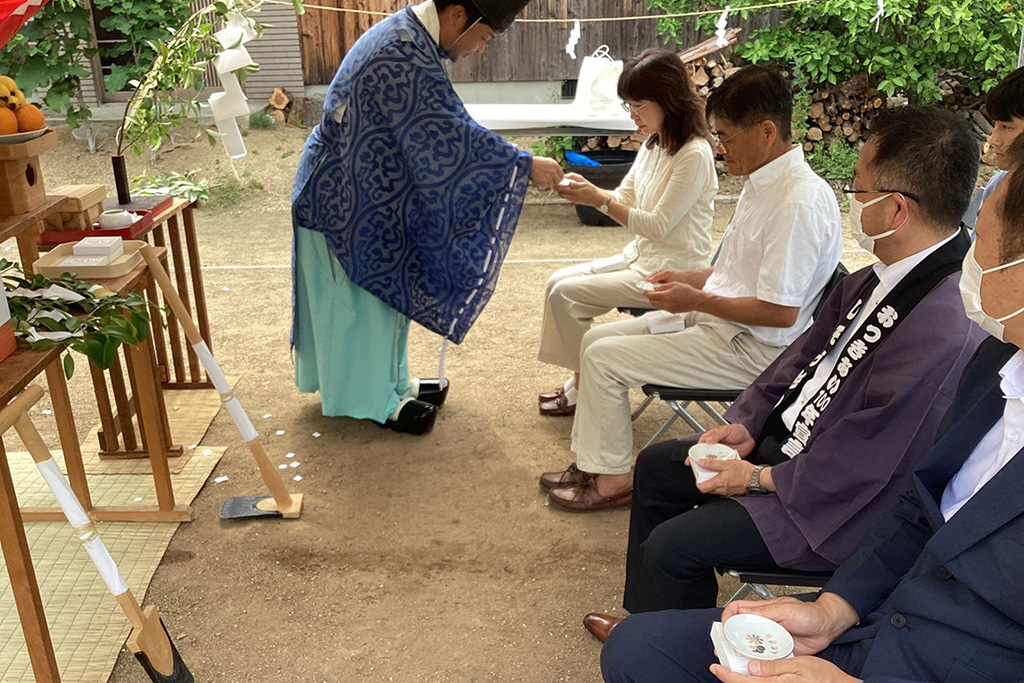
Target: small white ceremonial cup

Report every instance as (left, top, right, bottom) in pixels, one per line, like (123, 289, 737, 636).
(688, 442, 740, 483)
(97, 210, 135, 229)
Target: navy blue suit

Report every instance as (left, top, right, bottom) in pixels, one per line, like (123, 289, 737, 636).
(603, 338, 1024, 683)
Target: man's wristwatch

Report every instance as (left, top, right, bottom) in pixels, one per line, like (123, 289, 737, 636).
(747, 464, 769, 494)
(598, 196, 613, 214)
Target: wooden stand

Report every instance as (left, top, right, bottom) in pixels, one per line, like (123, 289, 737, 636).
(0, 131, 59, 218)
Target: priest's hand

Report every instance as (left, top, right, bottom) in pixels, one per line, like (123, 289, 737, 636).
(690, 458, 755, 496)
(720, 594, 859, 656)
(554, 172, 606, 206)
(699, 424, 756, 458)
(711, 656, 862, 683)
(530, 155, 564, 188)
(645, 281, 706, 313)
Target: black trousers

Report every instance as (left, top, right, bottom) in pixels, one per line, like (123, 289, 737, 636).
(623, 438, 789, 614)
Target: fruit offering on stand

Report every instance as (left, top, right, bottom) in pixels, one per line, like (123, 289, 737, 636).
(0, 75, 46, 133)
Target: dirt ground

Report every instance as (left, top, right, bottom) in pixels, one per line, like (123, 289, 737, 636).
(3, 124, 885, 683)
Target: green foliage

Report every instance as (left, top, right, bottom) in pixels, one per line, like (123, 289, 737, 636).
(1, 259, 151, 379)
(93, 0, 194, 93)
(0, 0, 95, 128)
(808, 139, 860, 182)
(205, 177, 246, 208)
(132, 171, 211, 203)
(651, 0, 1024, 103)
(249, 108, 276, 129)
(118, 3, 267, 156)
(530, 135, 577, 163)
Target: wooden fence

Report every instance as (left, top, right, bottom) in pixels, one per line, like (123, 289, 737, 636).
(296, 1, 779, 86)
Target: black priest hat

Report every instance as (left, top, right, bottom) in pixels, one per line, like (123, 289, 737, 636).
(470, 0, 532, 33)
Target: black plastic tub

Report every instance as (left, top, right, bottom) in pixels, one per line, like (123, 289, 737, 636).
(564, 149, 638, 227)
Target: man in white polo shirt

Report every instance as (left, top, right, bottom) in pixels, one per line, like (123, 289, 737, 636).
(538, 66, 843, 512)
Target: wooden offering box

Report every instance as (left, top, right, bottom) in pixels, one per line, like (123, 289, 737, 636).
(0, 130, 59, 218)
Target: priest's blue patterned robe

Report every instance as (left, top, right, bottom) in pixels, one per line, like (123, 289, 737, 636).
(291, 6, 531, 420)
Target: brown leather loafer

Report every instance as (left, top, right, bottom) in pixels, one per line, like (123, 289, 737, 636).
(584, 613, 623, 643)
(548, 478, 632, 512)
(539, 463, 593, 491)
(538, 385, 566, 403)
(539, 393, 576, 416)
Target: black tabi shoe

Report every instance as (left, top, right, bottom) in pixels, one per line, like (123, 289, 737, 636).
(414, 378, 450, 408)
(379, 399, 438, 435)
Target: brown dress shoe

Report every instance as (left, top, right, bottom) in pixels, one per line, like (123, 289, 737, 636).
(548, 478, 632, 512)
(539, 463, 593, 491)
(583, 613, 623, 643)
(538, 385, 566, 403)
(539, 393, 576, 416)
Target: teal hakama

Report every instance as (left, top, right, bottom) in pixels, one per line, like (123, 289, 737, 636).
(293, 228, 410, 422)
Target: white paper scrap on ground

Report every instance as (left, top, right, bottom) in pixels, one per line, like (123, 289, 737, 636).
(312, 432, 321, 438)
(285, 452, 295, 458)
(278, 464, 287, 470)
(134, 497, 143, 502)
(293, 475, 302, 482)
(715, 5, 732, 47)
(289, 461, 300, 468)
(263, 414, 271, 419)
(202, 448, 213, 456)
(214, 476, 229, 483)
(276, 429, 285, 436)
(41, 409, 52, 415)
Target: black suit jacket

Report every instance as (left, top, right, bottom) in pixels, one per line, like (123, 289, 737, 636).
(823, 337, 1024, 683)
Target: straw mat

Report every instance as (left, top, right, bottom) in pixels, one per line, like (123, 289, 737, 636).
(0, 446, 225, 683)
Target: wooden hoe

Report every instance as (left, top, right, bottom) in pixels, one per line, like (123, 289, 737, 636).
(1, 385, 194, 682)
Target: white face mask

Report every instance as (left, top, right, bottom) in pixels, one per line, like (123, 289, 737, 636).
(849, 193, 904, 253)
(959, 242, 1024, 341)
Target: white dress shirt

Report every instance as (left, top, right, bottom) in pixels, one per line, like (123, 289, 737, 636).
(703, 146, 843, 347)
(940, 349, 1024, 521)
(781, 230, 960, 430)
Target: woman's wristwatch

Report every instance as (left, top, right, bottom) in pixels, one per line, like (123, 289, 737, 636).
(598, 196, 613, 214)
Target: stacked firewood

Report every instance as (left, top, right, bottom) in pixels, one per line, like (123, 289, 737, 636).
(687, 57, 741, 97)
(580, 134, 644, 152)
(268, 87, 298, 125)
(799, 74, 884, 153)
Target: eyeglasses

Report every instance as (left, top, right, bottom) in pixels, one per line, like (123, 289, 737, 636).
(842, 186, 921, 203)
(710, 126, 753, 150)
(621, 100, 650, 113)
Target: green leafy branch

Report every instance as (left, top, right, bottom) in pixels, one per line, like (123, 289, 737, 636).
(1, 259, 151, 379)
(651, 0, 1024, 103)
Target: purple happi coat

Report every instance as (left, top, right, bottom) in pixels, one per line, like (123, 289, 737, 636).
(731, 265, 986, 570)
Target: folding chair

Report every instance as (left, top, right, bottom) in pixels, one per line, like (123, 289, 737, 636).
(719, 567, 834, 602)
(633, 263, 850, 446)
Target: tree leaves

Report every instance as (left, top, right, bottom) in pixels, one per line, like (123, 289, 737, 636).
(651, 0, 1024, 103)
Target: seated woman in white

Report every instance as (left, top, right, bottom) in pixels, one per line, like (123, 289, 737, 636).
(537, 48, 718, 416)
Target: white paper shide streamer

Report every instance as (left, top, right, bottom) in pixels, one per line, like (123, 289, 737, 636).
(715, 5, 732, 48)
(565, 19, 581, 59)
(871, 0, 885, 31)
(210, 7, 258, 159)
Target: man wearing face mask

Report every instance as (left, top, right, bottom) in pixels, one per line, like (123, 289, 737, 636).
(601, 139, 1024, 683)
(291, 0, 562, 434)
(580, 106, 986, 640)
(962, 65, 1024, 231)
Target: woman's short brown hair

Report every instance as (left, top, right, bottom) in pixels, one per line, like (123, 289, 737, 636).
(617, 48, 709, 155)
